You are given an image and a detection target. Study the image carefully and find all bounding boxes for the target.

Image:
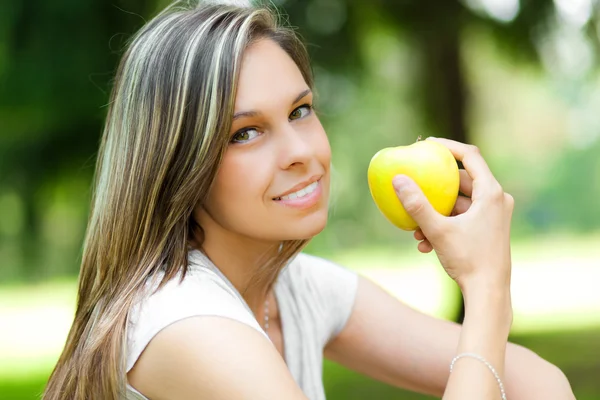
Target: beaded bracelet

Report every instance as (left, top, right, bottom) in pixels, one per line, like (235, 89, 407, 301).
(449, 352, 507, 400)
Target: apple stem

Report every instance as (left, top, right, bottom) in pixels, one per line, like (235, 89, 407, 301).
(416, 135, 422, 142)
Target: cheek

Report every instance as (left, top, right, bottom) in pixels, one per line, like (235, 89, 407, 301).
(209, 149, 272, 211)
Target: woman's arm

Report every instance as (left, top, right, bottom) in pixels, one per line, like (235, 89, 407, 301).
(325, 138, 574, 399)
(324, 276, 574, 399)
(127, 316, 308, 400)
(395, 138, 514, 399)
(443, 282, 512, 399)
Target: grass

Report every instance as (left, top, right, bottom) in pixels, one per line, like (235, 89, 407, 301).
(321, 328, 600, 400)
(2, 235, 600, 399)
(0, 376, 47, 400)
(5, 330, 599, 400)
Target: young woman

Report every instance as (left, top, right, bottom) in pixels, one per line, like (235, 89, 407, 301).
(44, 1, 575, 399)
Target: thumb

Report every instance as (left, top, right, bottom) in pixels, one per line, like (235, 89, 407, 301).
(392, 175, 441, 234)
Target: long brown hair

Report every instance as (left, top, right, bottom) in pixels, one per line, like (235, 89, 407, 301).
(43, 1, 314, 398)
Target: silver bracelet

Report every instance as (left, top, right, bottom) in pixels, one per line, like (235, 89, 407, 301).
(449, 352, 507, 400)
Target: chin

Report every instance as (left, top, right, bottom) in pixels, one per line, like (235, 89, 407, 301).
(281, 209, 329, 241)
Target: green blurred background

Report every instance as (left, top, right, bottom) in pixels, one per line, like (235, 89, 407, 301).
(1, 0, 600, 398)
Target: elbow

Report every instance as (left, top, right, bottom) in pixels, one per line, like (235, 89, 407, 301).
(509, 348, 576, 400)
(545, 364, 575, 400)
(556, 368, 576, 400)
(511, 344, 576, 399)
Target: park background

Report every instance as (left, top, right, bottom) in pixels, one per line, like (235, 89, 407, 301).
(1, 0, 600, 398)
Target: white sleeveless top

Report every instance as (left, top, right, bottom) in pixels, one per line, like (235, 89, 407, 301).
(125, 249, 359, 400)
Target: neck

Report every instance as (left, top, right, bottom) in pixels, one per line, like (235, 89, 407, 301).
(196, 216, 282, 316)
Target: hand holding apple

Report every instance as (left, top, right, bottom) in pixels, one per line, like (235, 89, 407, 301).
(370, 137, 515, 291)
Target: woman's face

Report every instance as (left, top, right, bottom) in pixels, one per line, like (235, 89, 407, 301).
(197, 39, 331, 244)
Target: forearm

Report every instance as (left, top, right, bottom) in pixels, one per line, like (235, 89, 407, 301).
(504, 346, 576, 400)
(443, 282, 512, 400)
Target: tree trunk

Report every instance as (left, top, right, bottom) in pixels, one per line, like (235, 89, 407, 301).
(19, 184, 42, 282)
(416, 1, 469, 145)
(405, 0, 469, 323)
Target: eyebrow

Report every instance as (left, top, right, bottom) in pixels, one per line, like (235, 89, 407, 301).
(232, 89, 312, 121)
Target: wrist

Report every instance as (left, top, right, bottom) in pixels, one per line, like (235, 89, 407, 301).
(459, 270, 511, 299)
(461, 282, 513, 331)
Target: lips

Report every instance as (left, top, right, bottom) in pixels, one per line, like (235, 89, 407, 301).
(274, 180, 319, 201)
(273, 175, 321, 200)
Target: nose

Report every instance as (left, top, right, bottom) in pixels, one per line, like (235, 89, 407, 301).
(276, 123, 314, 170)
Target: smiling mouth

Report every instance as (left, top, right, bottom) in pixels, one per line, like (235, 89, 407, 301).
(273, 180, 320, 201)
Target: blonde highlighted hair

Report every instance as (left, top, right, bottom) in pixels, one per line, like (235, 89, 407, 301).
(43, 1, 314, 398)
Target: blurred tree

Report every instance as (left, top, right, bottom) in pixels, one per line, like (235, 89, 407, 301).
(0, 0, 152, 279)
(1, 0, 599, 316)
(280, 0, 563, 143)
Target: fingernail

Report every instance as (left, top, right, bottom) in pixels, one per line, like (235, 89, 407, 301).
(392, 175, 410, 192)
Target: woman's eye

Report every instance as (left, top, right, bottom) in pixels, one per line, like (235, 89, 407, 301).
(231, 128, 260, 144)
(289, 104, 312, 120)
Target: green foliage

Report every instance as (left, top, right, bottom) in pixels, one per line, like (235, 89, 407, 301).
(3, 329, 600, 399)
(524, 139, 600, 231)
(0, 0, 599, 277)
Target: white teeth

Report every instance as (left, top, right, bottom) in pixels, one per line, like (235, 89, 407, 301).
(279, 181, 318, 201)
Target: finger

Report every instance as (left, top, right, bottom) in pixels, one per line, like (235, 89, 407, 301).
(451, 195, 472, 216)
(418, 239, 433, 253)
(393, 175, 442, 238)
(459, 169, 473, 197)
(426, 137, 495, 184)
(414, 228, 426, 241)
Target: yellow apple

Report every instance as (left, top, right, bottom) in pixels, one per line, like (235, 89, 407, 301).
(367, 139, 460, 231)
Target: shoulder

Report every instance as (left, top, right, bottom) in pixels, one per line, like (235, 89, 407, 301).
(126, 254, 307, 399)
(130, 264, 250, 322)
(282, 252, 359, 341)
(126, 262, 265, 373)
(127, 308, 306, 400)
